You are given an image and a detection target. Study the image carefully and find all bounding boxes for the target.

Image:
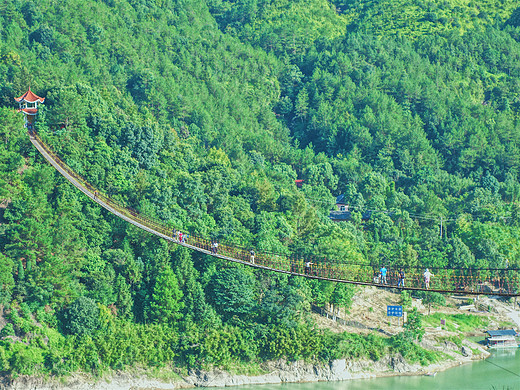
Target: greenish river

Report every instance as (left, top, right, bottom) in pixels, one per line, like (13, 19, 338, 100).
(217, 349, 520, 390)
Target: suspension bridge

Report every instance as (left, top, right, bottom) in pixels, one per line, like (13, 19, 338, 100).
(27, 130, 520, 297)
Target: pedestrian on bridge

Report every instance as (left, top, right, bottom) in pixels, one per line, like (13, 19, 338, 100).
(305, 261, 314, 275)
(398, 269, 405, 288)
(379, 266, 387, 284)
(250, 249, 255, 264)
(424, 268, 434, 289)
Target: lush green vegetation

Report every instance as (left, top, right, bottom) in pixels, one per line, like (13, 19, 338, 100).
(424, 312, 489, 332)
(320, 330, 438, 365)
(0, 0, 519, 379)
(333, 0, 519, 38)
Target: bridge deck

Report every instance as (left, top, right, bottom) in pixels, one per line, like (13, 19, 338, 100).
(28, 131, 519, 296)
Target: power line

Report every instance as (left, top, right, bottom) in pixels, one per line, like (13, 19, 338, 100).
(484, 358, 520, 378)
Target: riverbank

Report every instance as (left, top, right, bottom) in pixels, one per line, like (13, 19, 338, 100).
(177, 337, 490, 388)
(2, 288, 516, 390)
(0, 325, 494, 389)
(0, 341, 490, 390)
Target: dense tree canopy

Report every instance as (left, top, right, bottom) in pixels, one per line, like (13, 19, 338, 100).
(0, 0, 519, 379)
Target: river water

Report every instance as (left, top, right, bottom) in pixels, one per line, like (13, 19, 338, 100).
(216, 349, 520, 390)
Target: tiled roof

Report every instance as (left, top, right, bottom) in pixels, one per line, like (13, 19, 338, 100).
(14, 88, 45, 103)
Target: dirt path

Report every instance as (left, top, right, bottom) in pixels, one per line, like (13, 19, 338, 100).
(479, 296, 520, 328)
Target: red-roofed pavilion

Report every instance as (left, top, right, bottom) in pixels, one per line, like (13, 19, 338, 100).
(15, 88, 45, 127)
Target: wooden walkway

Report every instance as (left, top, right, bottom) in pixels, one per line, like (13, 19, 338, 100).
(28, 131, 520, 296)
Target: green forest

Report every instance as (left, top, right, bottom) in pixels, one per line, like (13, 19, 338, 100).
(0, 0, 520, 379)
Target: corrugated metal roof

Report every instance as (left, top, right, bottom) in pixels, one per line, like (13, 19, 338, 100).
(336, 194, 346, 204)
(486, 329, 518, 337)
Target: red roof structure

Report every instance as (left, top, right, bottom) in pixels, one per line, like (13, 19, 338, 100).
(20, 108, 38, 115)
(14, 88, 45, 104)
(15, 88, 45, 127)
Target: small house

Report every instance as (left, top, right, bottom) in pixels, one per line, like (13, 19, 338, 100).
(329, 194, 371, 222)
(485, 329, 519, 348)
(335, 194, 349, 211)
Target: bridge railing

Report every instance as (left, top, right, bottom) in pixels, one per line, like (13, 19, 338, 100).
(28, 130, 520, 296)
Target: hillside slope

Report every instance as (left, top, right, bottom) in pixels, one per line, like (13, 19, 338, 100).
(0, 0, 519, 382)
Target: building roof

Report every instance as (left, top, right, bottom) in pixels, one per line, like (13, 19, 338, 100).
(336, 194, 346, 204)
(14, 88, 45, 103)
(486, 329, 518, 337)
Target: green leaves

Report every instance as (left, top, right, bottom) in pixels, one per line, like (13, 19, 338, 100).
(61, 296, 101, 336)
(1, 0, 520, 378)
(150, 266, 185, 325)
(0, 254, 15, 305)
(404, 307, 425, 342)
(207, 267, 256, 320)
(258, 284, 304, 326)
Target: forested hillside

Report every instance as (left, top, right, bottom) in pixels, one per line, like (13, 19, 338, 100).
(0, 0, 519, 379)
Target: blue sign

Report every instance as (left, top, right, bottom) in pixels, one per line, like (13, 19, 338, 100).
(387, 305, 403, 317)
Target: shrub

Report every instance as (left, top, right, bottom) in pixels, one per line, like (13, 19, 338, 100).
(61, 297, 100, 336)
(9, 343, 44, 376)
(389, 333, 438, 365)
(0, 323, 15, 338)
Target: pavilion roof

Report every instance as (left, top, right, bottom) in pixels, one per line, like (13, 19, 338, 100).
(14, 88, 45, 103)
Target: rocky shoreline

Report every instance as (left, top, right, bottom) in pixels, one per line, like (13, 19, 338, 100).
(0, 338, 490, 390)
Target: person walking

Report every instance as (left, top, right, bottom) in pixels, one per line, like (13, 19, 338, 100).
(379, 266, 387, 284)
(398, 269, 405, 288)
(424, 268, 434, 289)
(305, 261, 314, 275)
(250, 249, 255, 264)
